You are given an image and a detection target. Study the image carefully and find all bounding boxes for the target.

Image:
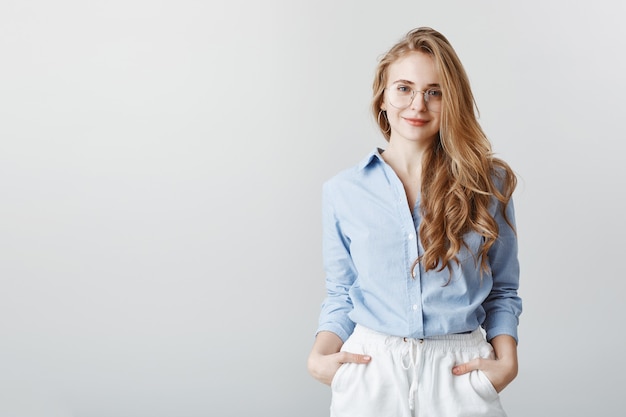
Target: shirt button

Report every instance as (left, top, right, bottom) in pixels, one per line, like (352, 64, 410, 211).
(408, 233, 414, 240)
(412, 304, 418, 311)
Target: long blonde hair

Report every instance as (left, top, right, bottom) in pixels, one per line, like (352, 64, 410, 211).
(371, 27, 517, 278)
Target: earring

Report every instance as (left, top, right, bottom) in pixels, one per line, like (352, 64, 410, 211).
(377, 110, 391, 134)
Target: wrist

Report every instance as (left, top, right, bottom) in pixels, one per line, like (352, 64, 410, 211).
(490, 334, 519, 377)
(312, 331, 343, 355)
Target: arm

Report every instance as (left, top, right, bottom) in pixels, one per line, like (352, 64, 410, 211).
(454, 196, 522, 391)
(307, 182, 370, 385)
(490, 334, 519, 389)
(316, 181, 358, 342)
(482, 196, 522, 343)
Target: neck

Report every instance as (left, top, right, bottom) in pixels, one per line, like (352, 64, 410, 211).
(382, 137, 432, 176)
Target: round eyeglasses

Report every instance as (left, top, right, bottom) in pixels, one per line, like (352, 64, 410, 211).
(385, 84, 442, 112)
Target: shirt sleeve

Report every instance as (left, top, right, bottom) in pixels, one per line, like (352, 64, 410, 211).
(482, 196, 523, 343)
(316, 181, 357, 342)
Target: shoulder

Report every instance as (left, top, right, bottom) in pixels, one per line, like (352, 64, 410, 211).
(323, 148, 382, 193)
(489, 158, 516, 196)
(324, 165, 359, 191)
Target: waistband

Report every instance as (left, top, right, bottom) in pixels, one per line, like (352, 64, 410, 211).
(350, 324, 487, 352)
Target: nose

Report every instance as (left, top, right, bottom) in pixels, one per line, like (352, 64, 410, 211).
(409, 91, 428, 111)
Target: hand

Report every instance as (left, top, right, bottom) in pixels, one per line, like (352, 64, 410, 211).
(307, 331, 371, 386)
(307, 350, 371, 385)
(452, 334, 518, 393)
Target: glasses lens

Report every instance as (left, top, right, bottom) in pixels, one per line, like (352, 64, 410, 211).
(387, 85, 414, 109)
(387, 86, 442, 112)
(424, 88, 442, 113)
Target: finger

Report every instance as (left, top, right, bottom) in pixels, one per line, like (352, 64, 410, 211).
(337, 351, 371, 364)
(452, 358, 481, 375)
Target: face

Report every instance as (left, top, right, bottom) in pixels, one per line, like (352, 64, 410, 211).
(381, 51, 441, 146)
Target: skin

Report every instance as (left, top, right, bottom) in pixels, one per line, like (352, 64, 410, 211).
(307, 51, 518, 393)
(379, 51, 442, 208)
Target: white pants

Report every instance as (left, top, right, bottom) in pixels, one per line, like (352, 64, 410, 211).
(330, 325, 507, 417)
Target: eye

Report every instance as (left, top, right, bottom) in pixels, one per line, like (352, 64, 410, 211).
(426, 89, 443, 98)
(396, 84, 412, 94)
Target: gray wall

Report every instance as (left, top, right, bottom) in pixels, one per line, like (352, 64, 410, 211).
(1, 1, 624, 416)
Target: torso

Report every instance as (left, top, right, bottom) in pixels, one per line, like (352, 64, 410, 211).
(396, 171, 420, 211)
(381, 155, 421, 211)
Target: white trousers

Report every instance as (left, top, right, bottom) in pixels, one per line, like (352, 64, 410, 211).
(330, 325, 507, 417)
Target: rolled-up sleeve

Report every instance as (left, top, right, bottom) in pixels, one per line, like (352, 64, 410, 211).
(482, 197, 523, 343)
(316, 181, 357, 342)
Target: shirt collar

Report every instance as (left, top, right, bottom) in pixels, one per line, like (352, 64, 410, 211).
(357, 148, 385, 171)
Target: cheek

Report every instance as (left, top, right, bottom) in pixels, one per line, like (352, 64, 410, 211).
(385, 109, 401, 124)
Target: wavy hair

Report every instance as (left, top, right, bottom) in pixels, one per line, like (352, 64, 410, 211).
(371, 27, 517, 279)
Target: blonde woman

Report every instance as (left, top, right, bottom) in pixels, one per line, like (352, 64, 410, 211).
(307, 27, 522, 417)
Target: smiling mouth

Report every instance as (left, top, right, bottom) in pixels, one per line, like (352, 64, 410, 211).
(404, 118, 429, 126)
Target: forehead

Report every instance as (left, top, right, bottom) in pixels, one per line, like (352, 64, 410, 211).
(386, 51, 439, 85)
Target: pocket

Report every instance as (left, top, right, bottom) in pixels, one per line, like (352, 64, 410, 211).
(330, 362, 350, 391)
(469, 369, 499, 401)
(466, 341, 499, 402)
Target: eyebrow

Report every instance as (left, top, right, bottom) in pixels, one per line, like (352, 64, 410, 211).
(392, 79, 441, 88)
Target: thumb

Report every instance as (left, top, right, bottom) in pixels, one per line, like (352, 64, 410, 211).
(337, 351, 372, 364)
(452, 358, 479, 375)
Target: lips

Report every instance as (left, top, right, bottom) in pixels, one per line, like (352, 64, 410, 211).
(404, 117, 429, 127)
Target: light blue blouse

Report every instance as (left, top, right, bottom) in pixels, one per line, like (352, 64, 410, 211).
(317, 148, 522, 343)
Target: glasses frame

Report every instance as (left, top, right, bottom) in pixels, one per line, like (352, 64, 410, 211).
(385, 85, 442, 113)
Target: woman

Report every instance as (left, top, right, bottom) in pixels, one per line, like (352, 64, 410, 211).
(307, 27, 522, 417)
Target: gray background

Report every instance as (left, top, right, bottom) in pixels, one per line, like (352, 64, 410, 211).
(1, 0, 625, 416)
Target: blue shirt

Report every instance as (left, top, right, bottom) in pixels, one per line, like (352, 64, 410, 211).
(317, 148, 522, 343)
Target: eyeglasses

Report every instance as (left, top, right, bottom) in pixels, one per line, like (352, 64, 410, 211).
(385, 84, 442, 112)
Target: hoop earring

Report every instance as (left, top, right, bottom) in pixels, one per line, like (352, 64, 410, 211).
(377, 110, 391, 134)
